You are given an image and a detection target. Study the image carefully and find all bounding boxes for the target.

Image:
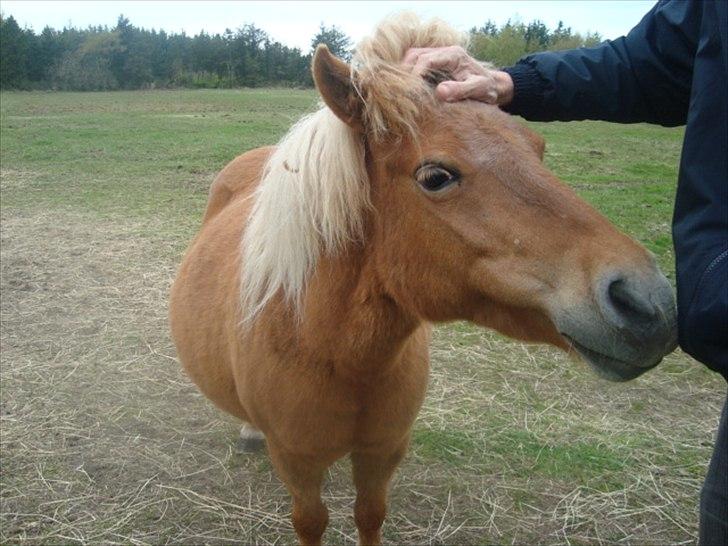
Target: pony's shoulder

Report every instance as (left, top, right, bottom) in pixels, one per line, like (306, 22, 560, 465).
(202, 146, 276, 223)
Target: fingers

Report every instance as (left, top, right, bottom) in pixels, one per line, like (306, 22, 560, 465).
(403, 46, 502, 104)
(412, 49, 458, 78)
(404, 45, 473, 78)
(403, 47, 456, 68)
(436, 75, 498, 104)
(402, 47, 434, 67)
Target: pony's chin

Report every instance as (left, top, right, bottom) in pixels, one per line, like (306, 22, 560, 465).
(561, 335, 661, 382)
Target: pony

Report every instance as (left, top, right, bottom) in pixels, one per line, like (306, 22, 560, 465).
(169, 14, 677, 546)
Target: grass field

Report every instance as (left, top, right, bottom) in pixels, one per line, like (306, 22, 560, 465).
(1, 89, 724, 545)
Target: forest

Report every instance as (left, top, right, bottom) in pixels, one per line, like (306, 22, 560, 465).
(0, 14, 601, 90)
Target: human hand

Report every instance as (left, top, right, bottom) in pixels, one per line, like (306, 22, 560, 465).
(403, 46, 514, 106)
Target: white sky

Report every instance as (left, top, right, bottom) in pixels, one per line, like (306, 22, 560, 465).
(2, 1, 657, 51)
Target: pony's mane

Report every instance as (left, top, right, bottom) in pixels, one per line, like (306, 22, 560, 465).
(240, 108, 369, 322)
(240, 13, 466, 323)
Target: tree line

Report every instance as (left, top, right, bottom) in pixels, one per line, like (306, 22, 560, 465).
(0, 14, 352, 90)
(0, 14, 601, 90)
(469, 19, 602, 66)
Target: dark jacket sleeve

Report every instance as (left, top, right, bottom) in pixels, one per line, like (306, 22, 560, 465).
(503, 0, 698, 126)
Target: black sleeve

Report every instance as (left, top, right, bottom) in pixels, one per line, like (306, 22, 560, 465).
(503, 0, 700, 126)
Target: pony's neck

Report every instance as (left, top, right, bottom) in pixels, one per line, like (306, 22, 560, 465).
(295, 244, 422, 379)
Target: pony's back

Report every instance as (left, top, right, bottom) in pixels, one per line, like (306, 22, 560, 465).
(201, 146, 275, 224)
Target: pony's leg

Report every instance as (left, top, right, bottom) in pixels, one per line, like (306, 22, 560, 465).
(267, 441, 330, 546)
(351, 436, 410, 546)
(236, 423, 266, 453)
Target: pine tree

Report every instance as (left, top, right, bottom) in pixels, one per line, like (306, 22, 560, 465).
(310, 24, 352, 62)
(0, 15, 30, 88)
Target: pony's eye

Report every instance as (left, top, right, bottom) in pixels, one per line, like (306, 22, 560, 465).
(415, 164, 460, 193)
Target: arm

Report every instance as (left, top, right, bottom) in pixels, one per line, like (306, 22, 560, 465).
(503, 0, 699, 125)
(404, 1, 700, 126)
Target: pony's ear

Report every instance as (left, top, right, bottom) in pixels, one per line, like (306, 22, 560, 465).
(312, 44, 364, 131)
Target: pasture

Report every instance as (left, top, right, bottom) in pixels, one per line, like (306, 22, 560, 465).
(1, 89, 724, 545)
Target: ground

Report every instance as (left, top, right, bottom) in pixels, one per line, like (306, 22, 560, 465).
(0, 89, 724, 545)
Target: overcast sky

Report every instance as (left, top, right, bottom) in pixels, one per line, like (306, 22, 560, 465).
(3, 1, 657, 51)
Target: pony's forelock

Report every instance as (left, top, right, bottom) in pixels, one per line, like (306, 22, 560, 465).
(240, 14, 465, 323)
(354, 12, 467, 140)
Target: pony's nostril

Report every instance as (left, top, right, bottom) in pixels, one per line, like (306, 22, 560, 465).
(606, 277, 656, 324)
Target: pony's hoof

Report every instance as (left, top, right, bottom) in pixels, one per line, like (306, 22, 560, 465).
(236, 424, 266, 453)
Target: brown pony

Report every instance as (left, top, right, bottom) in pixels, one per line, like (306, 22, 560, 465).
(169, 15, 677, 546)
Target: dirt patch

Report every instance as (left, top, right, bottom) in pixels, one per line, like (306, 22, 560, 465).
(0, 169, 43, 191)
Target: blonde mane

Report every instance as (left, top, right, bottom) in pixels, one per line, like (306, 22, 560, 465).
(240, 13, 466, 322)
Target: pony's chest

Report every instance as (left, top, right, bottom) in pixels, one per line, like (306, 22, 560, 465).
(244, 352, 429, 454)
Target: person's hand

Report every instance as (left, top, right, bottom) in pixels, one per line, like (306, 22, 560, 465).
(403, 46, 514, 106)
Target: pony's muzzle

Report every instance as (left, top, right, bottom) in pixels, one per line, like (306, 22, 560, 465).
(555, 268, 677, 381)
(597, 271, 677, 352)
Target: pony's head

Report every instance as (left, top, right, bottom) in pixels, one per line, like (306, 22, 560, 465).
(244, 14, 677, 381)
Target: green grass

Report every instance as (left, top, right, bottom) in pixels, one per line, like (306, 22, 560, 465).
(1, 89, 723, 545)
(414, 426, 627, 483)
(0, 90, 319, 227)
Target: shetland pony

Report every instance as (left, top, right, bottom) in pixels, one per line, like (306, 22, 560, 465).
(170, 15, 676, 545)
